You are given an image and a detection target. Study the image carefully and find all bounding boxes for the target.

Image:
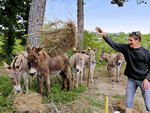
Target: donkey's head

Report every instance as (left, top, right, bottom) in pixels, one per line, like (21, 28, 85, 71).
(89, 48, 98, 64)
(2, 60, 22, 93)
(73, 48, 88, 73)
(116, 52, 122, 66)
(26, 43, 43, 76)
(99, 50, 106, 62)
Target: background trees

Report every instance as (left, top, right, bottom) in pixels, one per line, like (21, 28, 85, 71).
(0, 0, 31, 63)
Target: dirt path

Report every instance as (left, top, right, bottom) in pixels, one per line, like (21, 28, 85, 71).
(60, 67, 149, 113)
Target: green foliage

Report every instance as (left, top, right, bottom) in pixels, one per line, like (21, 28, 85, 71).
(0, 76, 13, 97)
(0, 35, 25, 64)
(12, 39, 25, 55)
(0, 0, 31, 63)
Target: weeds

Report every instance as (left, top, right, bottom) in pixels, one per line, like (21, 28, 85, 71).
(87, 95, 104, 109)
(112, 94, 124, 99)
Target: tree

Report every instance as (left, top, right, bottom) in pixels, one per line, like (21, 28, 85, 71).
(27, 0, 46, 47)
(77, 0, 84, 51)
(0, 0, 31, 63)
(111, 0, 147, 7)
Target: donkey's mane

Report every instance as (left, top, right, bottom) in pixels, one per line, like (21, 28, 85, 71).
(12, 52, 26, 70)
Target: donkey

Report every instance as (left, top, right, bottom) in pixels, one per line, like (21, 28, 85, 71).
(99, 50, 116, 62)
(26, 43, 71, 96)
(107, 52, 123, 82)
(83, 48, 97, 83)
(2, 51, 29, 93)
(69, 48, 88, 88)
(100, 50, 123, 82)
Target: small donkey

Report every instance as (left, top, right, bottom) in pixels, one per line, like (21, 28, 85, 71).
(69, 48, 88, 88)
(2, 51, 29, 93)
(26, 43, 71, 96)
(100, 50, 123, 82)
(107, 52, 123, 82)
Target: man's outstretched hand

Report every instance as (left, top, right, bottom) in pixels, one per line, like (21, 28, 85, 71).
(95, 27, 107, 38)
(142, 79, 149, 90)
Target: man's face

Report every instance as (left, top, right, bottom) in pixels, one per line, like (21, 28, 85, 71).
(128, 36, 139, 48)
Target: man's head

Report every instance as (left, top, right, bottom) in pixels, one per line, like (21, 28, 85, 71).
(128, 32, 141, 48)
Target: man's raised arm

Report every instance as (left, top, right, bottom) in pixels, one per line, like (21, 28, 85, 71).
(95, 27, 107, 38)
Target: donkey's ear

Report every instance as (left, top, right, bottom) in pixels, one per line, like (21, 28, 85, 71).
(35, 46, 43, 53)
(88, 47, 91, 50)
(73, 47, 77, 53)
(2, 61, 11, 72)
(16, 60, 23, 70)
(94, 48, 98, 52)
(82, 48, 89, 54)
(26, 43, 32, 54)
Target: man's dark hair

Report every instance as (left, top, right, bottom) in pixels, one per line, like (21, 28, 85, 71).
(129, 32, 141, 42)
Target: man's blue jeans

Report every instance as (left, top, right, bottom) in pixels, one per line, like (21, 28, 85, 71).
(126, 78, 150, 111)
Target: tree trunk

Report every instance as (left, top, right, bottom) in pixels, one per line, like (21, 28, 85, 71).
(77, 0, 84, 51)
(27, 0, 46, 47)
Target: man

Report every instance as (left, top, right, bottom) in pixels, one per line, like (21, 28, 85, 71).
(96, 27, 150, 113)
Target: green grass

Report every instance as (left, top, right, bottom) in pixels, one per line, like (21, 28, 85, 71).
(76, 107, 95, 113)
(43, 84, 86, 104)
(0, 75, 86, 112)
(0, 76, 15, 112)
(87, 95, 104, 109)
(112, 94, 124, 99)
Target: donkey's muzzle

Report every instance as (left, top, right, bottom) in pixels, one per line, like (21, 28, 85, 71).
(76, 69, 79, 72)
(118, 61, 122, 66)
(30, 73, 36, 76)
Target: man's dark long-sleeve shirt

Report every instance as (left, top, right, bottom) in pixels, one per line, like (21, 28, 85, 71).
(104, 36, 150, 81)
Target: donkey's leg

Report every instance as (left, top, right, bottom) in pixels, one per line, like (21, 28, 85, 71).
(23, 72, 29, 92)
(75, 72, 79, 88)
(80, 70, 83, 84)
(90, 65, 96, 83)
(62, 68, 71, 91)
(117, 66, 121, 82)
(113, 67, 116, 81)
(65, 72, 71, 91)
(45, 74, 50, 96)
(107, 65, 112, 77)
(83, 68, 86, 81)
(59, 72, 67, 90)
(71, 69, 75, 86)
(37, 75, 43, 94)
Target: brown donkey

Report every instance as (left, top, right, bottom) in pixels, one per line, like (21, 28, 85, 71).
(26, 44, 71, 96)
(2, 51, 29, 93)
(100, 50, 123, 81)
